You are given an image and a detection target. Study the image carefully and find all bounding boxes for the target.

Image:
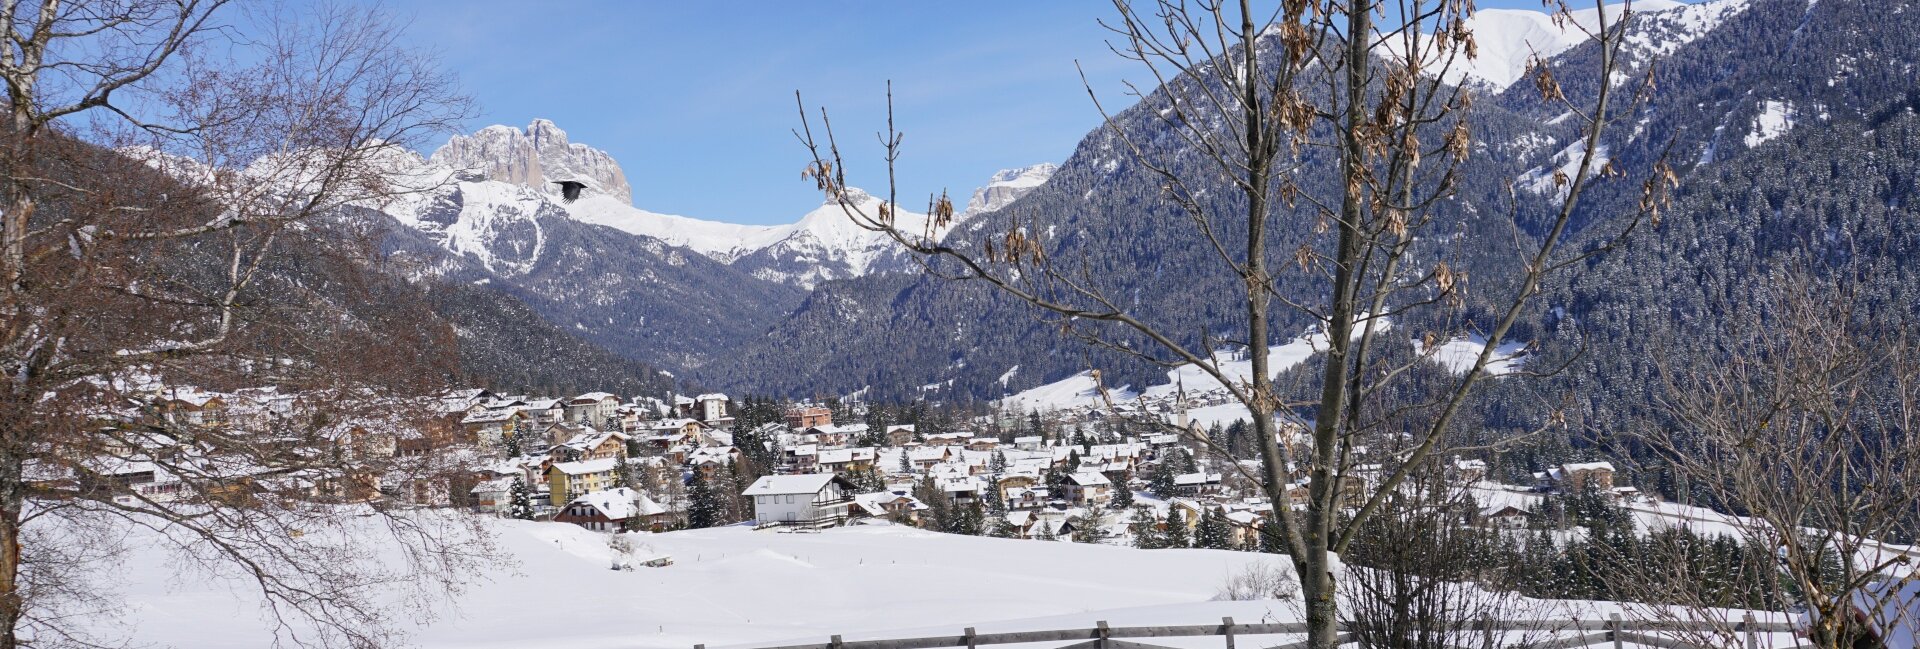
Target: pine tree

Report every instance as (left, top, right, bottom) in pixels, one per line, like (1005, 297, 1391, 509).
(1065, 450, 1081, 473)
(1129, 505, 1163, 549)
(1110, 472, 1135, 509)
(508, 477, 536, 520)
(686, 470, 721, 529)
(1071, 509, 1110, 544)
(1150, 458, 1179, 497)
(989, 451, 1008, 473)
(1035, 519, 1058, 541)
(502, 430, 523, 458)
(1163, 508, 1190, 548)
(898, 448, 913, 474)
(1196, 507, 1233, 549)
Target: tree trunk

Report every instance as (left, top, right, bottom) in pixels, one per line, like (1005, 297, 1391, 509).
(0, 450, 24, 649)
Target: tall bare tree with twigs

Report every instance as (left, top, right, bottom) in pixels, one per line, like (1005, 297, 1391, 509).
(796, 0, 1674, 645)
(0, 1, 486, 647)
(1615, 266, 1920, 649)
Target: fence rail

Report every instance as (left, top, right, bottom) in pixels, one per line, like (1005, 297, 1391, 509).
(705, 615, 1803, 649)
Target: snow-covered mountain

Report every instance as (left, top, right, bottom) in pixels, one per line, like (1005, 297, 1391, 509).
(1394, 0, 1750, 91)
(967, 162, 1058, 215)
(412, 119, 1058, 288)
(431, 119, 634, 205)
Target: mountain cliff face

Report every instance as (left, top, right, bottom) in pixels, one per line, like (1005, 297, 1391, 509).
(966, 163, 1057, 215)
(431, 119, 635, 204)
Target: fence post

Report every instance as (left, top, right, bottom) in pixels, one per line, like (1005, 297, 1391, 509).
(1097, 621, 1110, 649)
(1222, 617, 1236, 649)
(1743, 613, 1758, 649)
(1609, 613, 1623, 649)
(965, 627, 977, 649)
(1481, 615, 1494, 649)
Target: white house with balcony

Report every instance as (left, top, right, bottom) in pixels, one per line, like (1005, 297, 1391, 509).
(742, 473, 857, 529)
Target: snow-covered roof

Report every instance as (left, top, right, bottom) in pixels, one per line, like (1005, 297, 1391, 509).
(551, 458, 618, 475)
(695, 393, 728, 401)
(741, 473, 847, 496)
(1066, 471, 1111, 487)
(1174, 472, 1221, 486)
(573, 392, 618, 403)
(570, 487, 665, 520)
(853, 491, 927, 515)
(1561, 461, 1616, 473)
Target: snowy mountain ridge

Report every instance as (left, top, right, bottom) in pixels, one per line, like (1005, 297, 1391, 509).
(414, 120, 1055, 288)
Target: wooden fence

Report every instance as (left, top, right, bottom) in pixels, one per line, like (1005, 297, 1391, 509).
(703, 614, 1804, 649)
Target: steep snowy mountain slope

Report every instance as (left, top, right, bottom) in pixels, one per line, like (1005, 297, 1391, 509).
(1387, 0, 1750, 91)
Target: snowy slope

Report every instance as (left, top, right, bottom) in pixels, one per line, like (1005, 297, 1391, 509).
(1385, 0, 1754, 92)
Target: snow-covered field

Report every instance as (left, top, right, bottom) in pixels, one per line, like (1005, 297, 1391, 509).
(88, 512, 1818, 649)
(104, 519, 1286, 649)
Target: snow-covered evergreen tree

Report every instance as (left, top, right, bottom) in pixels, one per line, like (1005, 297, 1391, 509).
(509, 477, 535, 520)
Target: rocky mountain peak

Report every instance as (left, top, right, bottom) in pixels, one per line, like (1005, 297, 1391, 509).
(430, 119, 635, 205)
(967, 162, 1057, 215)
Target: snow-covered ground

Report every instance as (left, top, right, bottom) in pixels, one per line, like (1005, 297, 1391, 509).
(96, 515, 1808, 649)
(101, 519, 1286, 649)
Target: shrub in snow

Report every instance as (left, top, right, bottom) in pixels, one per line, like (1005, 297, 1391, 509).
(1214, 562, 1298, 601)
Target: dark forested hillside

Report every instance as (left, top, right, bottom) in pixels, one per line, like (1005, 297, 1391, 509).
(696, 0, 1920, 441)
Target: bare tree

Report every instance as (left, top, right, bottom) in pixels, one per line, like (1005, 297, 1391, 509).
(794, 0, 1673, 646)
(0, 1, 482, 647)
(1622, 266, 1920, 649)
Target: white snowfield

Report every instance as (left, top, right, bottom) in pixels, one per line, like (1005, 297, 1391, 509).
(94, 515, 1802, 649)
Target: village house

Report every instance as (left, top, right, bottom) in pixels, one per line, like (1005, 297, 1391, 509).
(743, 473, 857, 529)
(817, 447, 877, 474)
(694, 393, 730, 424)
(785, 405, 832, 429)
(1003, 486, 1051, 510)
(459, 408, 524, 449)
(1173, 471, 1223, 496)
(553, 487, 672, 532)
(996, 473, 1038, 500)
(908, 446, 952, 470)
(1475, 504, 1534, 529)
(566, 392, 623, 426)
(545, 457, 620, 504)
(1013, 436, 1043, 451)
(521, 398, 566, 429)
(687, 446, 742, 477)
(552, 429, 629, 462)
(1063, 471, 1113, 506)
(884, 424, 916, 447)
(804, 423, 866, 449)
(852, 490, 929, 523)
(923, 431, 973, 446)
(1536, 461, 1616, 493)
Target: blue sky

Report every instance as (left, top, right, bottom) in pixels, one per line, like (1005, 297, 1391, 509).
(382, 1, 1555, 225)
